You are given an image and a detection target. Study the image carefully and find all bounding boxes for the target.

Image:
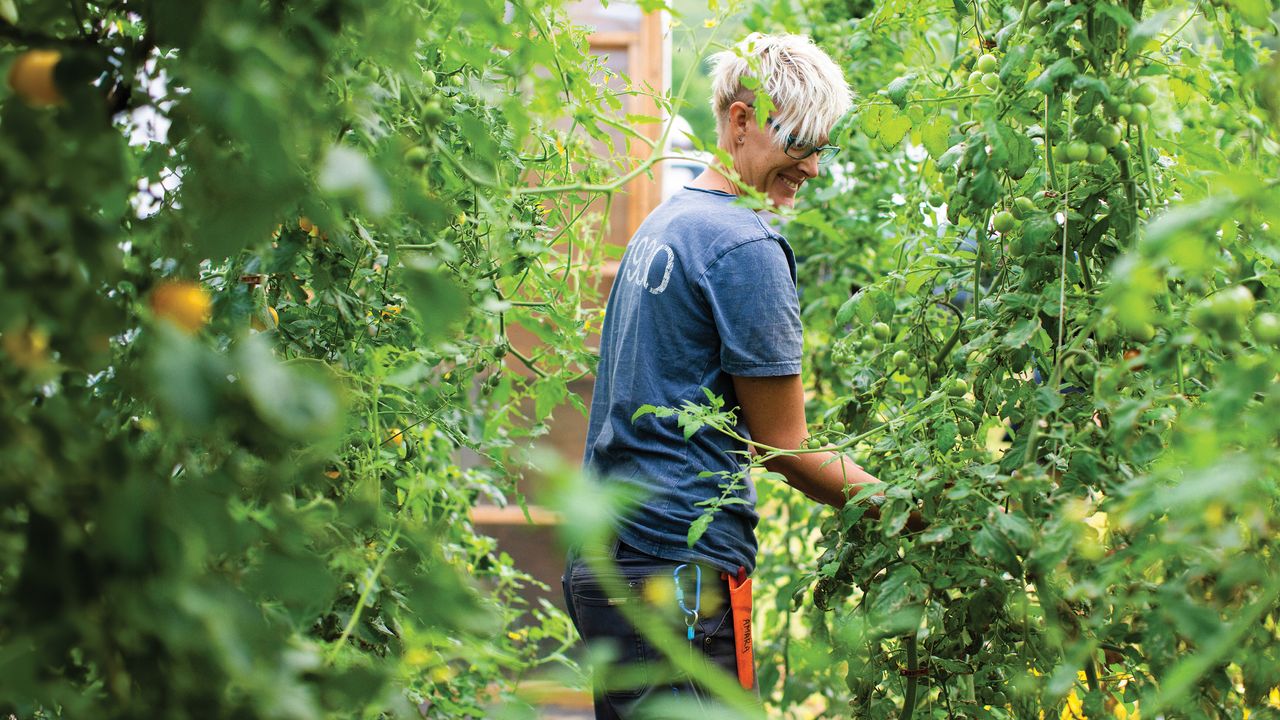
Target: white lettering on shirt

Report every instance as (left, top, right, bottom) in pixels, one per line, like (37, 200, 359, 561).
(624, 235, 675, 296)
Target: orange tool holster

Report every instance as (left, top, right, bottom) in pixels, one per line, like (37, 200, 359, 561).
(721, 566, 755, 690)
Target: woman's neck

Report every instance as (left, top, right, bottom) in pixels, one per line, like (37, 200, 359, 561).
(687, 167, 740, 195)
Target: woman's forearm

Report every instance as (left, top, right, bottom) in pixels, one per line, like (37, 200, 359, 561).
(763, 450, 880, 508)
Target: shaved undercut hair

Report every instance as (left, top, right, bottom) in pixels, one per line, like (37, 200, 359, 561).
(708, 33, 853, 151)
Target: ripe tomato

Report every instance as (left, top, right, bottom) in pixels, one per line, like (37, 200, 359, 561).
(1, 326, 50, 369)
(251, 306, 279, 332)
(150, 281, 212, 334)
(7, 49, 63, 107)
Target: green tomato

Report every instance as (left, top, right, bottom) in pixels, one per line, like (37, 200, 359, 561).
(805, 437, 822, 450)
(1129, 104, 1150, 123)
(1012, 196, 1037, 219)
(1065, 140, 1089, 162)
(423, 99, 445, 128)
(892, 349, 911, 368)
(976, 53, 999, 73)
(957, 418, 976, 436)
(1116, 102, 1134, 119)
(992, 210, 1017, 233)
(424, 70, 437, 88)
(1215, 284, 1256, 319)
(981, 72, 1001, 91)
(1133, 83, 1158, 106)
(1252, 312, 1280, 345)
(1114, 140, 1131, 159)
(451, 73, 466, 87)
(872, 321, 892, 341)
(968, 70, 984, 85)
(928, 192, 946, 207)
(404, 145, 430, 168)
(1087, 143, 1107, 164)
(1095, 123, 1123, 148)
(947, 378, 969, 396)
(1096, 317, 1118, 342)
(830, 421, 847, 434)
(1126, 322, 1156, 343)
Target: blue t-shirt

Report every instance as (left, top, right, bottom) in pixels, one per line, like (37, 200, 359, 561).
(583, 187, 803, 575)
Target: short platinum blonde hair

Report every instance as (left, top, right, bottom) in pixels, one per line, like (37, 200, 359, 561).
(708, 33, 852, 149)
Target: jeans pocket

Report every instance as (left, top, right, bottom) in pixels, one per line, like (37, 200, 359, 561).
(570, 574, 652, 699)
(696, 602, 738, 676)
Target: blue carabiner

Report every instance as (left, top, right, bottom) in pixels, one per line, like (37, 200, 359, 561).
(672, 563, 701, 640)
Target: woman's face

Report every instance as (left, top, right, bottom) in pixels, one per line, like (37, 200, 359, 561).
(724, 101, 824, 208)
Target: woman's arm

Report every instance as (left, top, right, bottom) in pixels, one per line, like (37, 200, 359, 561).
(731, 373, 880, 508)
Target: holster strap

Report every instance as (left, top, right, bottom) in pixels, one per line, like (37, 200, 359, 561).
(721, 566, 754, 691)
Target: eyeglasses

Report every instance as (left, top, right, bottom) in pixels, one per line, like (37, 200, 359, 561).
(771, 119, 841, 164)
(745, 104, 841, 165)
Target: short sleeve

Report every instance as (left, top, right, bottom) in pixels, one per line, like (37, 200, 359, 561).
(699, 238, 803, 377)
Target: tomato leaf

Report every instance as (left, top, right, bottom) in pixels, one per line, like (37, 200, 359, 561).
(920, 116, 953, 159)
(1029, 57, 1077, 94)
(885, 74, 917, 108)
(1218, 0, 1269, 28)
(686, 514, 713, 548)
(1093, 2, 1136, 28)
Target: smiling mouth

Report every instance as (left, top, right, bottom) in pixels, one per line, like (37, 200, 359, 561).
(780, 177, 801, 191)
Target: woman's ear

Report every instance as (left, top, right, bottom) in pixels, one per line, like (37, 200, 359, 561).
(727, 100, 750, 144)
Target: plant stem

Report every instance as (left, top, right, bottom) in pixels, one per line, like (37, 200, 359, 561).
(326, 525, 403, 664)
(903, 634, 921, 720)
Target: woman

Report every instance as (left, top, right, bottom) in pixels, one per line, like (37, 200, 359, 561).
(562, 33, 881, 717)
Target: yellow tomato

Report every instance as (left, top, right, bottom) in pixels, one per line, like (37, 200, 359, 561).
(150, 281, 212, 334)
(8, 50, 63, 107)
(2, 325, 50, 369)
(404, 648, 432, 667)
(250, 305, 279, 331)
(298, 216, 321, 237)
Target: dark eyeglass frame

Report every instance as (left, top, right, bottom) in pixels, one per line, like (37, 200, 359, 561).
(743, 103, 841, 165)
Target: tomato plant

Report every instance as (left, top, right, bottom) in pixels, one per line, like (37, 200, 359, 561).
(0, 0, 631, 716)
(3, 0, 1279, 716)
(739, 0, 1280, 716)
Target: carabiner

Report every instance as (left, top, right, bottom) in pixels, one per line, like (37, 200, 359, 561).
(672, 563, 702, 640)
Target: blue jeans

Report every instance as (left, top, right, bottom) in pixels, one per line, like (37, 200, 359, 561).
(561, 540, 747, 719)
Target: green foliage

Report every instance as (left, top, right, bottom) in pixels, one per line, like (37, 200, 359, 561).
(5, 0, 1280, 716)
(0, 0, 627, 716)
(733, 0, 1280, 716)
